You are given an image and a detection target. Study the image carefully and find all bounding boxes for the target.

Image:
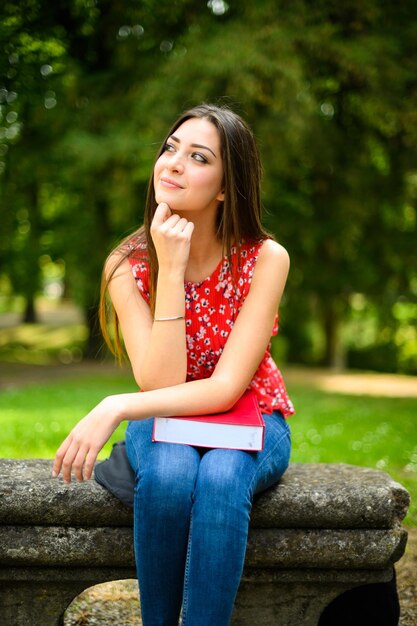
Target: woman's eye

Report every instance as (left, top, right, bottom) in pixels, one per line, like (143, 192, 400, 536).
(164, 143, 175, 153)
(192, 152, 207, 163)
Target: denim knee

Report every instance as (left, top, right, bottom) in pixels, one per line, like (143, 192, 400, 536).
(193, 450, 253, 523)
(126, 421, 200, 517)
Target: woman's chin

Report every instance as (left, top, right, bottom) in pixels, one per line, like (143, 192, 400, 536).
(155, 194, 182, 213)
(155, 191, 173, 207)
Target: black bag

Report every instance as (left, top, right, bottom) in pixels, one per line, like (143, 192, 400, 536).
(94, 440, 135, 508)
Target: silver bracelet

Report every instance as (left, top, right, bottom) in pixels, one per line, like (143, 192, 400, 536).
(154, 315, 185, 322)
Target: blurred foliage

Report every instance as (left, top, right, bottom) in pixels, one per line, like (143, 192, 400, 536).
(0, 318, 87, 365)
(0, 0, 416, 369)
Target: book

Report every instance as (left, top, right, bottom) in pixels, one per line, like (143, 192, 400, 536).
(152, 390, 265, 451)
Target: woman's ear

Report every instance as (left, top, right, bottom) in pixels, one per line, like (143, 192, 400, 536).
(216, 189, 225, 202)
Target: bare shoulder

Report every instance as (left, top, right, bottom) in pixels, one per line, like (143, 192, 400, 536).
(257, 238, 290, 272)
(104, 251, 133, 281)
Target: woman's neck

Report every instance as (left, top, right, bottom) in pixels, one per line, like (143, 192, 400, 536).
(190, 229, 222, 261)
(182, 211, 223, 282)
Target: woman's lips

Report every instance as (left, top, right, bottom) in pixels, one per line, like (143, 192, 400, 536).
(160, 177, 183, 189)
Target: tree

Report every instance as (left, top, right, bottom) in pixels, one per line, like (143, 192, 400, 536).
(0, 1, 68, 320)
(1, 0, 416, 368)
(136, 0, 417, 367)
(1, 0, 222, 353)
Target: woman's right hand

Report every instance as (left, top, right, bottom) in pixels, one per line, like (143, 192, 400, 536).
(150, 203, 194, 275)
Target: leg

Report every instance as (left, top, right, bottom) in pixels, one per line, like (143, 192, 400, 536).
(125, 419, 201, 626)
(182, 412, 291, 626)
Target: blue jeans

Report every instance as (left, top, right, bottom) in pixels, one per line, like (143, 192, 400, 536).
(125, 411, 291, 626)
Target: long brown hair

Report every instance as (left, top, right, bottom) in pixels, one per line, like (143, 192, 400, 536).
(100, 103, 270, 361)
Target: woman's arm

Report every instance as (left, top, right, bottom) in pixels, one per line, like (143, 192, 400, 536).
(107, 203, 194, 390)
(53, 239, 289, 483)
(107, 259, 188, 389)
(118, 239, 289, 415)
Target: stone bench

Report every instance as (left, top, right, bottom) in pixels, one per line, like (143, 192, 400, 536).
(0, 458, 410, 626)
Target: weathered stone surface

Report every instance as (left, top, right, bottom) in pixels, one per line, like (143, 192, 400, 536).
(0, 581, 86, 626)
(0, 568, 394, 626)
(245, 526, 407, 569)
(232, 579, 370, 626)
(0, 525, 407, 570)
(0, 458, 410, 626)
(240, 566, 395, 585)
(0, 572, 135, 626)
(252, 462, 410, 529)
(0, 526, 134, 567)
(0, 459, 409, 528)
(0, 458, 132, 527)
(0, 565, 392, 586)
(232, 580, 345, 626)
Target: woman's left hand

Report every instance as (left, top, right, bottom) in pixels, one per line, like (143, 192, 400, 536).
(52, 396, 123, 483)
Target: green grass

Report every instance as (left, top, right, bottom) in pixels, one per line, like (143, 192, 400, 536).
(288, 386, 417, 526)
(0, 375, 137, 459)
(1, 374, 416, 526)
(0, 322, 88, 364)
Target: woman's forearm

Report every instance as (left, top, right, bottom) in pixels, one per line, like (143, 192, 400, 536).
(52, 372, 244, 483)
(135, 203, 193, 389)
(107, 255, 189, 390)
(136, 270, 188, 389)
(115, 375, 242, 424)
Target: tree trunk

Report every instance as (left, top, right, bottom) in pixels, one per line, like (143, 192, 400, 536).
(22, 296, 37, 324)
(83, 303, 105, 360)
(322, 301, 346, 370)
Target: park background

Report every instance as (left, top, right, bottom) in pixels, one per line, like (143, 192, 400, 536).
(1, 1, 417, 623)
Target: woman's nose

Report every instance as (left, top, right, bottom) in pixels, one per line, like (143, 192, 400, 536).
(168, 151, 184, 172)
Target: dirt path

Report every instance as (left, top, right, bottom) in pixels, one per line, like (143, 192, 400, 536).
(0, 360, 135, 390)
(284, 365, 417, 398)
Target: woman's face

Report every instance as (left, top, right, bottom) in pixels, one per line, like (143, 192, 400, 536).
(153, 117, 224, 215)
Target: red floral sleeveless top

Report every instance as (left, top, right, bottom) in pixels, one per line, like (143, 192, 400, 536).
(128, 240, 294, 416)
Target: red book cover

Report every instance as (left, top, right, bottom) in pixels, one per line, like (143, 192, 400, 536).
(152, 390, 265, 451)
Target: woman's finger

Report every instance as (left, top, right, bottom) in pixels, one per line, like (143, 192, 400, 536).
(52, 435, 73, 478)
(171, 217, 190, 232)
(61, 440, 81, 484)
(151, 202, 172, 227)
(72, 445, 90, 482)
(83, 445, 101, 481)
(183, 221, 195, 237)
(159, 213, 182, 230)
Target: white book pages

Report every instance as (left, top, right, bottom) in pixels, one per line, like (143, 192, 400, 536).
(153, 417, 264, 451)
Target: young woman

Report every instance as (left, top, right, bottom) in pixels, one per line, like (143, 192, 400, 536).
(53, 103, 294, 625)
